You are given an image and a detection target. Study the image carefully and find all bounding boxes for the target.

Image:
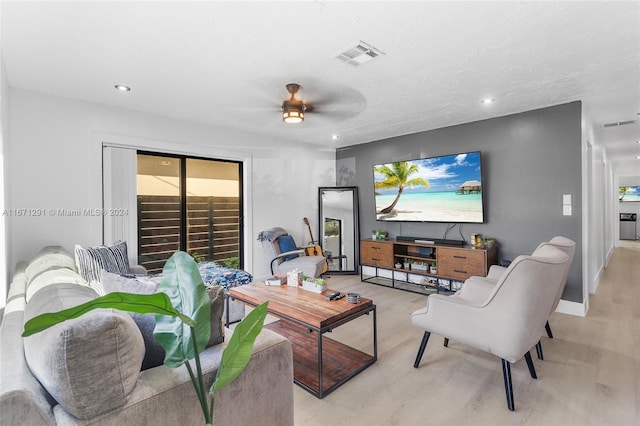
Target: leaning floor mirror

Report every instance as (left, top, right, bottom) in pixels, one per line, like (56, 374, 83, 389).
(318, 187, 360, 275)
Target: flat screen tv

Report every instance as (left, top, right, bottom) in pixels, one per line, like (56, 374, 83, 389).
(373, 151, 484, 223)
(619, 186, 640, 202)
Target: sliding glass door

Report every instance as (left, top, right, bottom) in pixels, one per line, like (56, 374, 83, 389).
(136, 153, 243, 274)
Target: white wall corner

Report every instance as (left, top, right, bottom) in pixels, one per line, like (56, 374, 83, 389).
(556, 299, 587, 317)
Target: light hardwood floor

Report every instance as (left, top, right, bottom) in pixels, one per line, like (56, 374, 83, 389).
(292, 240, 640, 425)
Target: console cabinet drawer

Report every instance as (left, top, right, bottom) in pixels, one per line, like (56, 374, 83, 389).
(437, 247, 486, 280)
(360, 240, 394, 268)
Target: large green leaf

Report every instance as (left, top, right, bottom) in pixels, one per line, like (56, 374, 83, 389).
(211, 301, 268, 394)
(154, 251, 211, 368)
(22, 292, 189, 337)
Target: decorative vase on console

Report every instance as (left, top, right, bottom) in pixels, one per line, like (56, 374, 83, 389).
(483, 237, 496, 249)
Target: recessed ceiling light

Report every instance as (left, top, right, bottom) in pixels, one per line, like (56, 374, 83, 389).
(480, 98, 495, 104)
(331, 134, 339, 141)
(114, 84, 131, 92)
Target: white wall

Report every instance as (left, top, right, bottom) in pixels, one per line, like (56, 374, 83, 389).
(603, 157, 616, 263)
(0, 52, 9, 307)
(7, 88, 335, 281)
(582, 110, 608, 298)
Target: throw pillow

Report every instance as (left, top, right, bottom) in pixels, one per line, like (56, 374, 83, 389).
(75, 241, 131, 294)
(101, 271, 164, 370)
(205, 285, 225, 348)
(23, 283, 144, 420)
(101, 271, 225, 371)
(278, 235, 299, 261)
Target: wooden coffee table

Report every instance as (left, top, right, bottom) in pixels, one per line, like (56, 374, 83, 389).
(227, 283, 377, 399)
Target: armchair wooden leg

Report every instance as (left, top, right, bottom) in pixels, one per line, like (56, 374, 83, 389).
(545, 320, 554, 338)
(414, 331, 431, 368)
(443, 337, 449, 347)
(535, 340, 544, 360)
(501, 359, 515, 411)
(524, 351, 537, 379)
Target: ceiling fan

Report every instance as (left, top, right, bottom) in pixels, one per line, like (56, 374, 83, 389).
(281, 83, 307, 124)
(277, 81, 366, 125)
(220, 80, 366, 126)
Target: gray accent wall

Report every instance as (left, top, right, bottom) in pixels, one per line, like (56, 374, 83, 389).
(337, 101, 583, 303)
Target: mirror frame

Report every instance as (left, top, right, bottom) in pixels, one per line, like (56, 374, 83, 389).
(318, 186, 360, 275)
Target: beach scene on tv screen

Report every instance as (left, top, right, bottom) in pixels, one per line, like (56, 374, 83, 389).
(619, 186, 640, 202)
(374, 151, 484, 223)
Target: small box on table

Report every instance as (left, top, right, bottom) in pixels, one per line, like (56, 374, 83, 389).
(265, 275, 287, 286)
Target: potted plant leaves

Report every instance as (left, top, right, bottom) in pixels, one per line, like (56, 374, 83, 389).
(301, 275, 327, 293)
(483, 237, 496, 249)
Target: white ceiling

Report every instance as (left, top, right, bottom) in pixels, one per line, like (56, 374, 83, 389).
(2, 1, 639, 175)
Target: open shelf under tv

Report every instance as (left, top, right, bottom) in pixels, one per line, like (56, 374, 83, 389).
(360, 238, 498, 295)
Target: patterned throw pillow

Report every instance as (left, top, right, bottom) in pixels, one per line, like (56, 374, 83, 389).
(75, 241, 131, 294)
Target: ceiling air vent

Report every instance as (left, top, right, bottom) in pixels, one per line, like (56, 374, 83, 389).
(603, 119, 637, 128)
(336, 41, 385, 66)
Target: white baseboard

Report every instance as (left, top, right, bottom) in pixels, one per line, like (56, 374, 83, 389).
(556, 299, 586, 317)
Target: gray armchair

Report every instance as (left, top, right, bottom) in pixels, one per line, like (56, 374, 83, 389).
(257, 227, 327, 278)
(459, 236, 576, 341)
(411, 244, 570, 411)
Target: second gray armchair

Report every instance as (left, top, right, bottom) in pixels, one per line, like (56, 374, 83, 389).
(411, 244, 570, 411)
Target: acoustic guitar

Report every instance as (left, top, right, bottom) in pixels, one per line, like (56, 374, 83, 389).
(303, 217, 328, 273)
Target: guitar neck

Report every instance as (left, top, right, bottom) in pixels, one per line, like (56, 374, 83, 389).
(304, 218, 315, 243)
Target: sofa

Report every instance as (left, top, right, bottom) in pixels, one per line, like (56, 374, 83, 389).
(0, 246, 294, 425)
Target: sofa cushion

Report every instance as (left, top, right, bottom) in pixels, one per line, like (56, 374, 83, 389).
(101, 271, 225, 370)
(24, 245, 77, 282)
(25, 268, 87, 303)
(23, 283, 144, 420)
(74, 241, 131, 294)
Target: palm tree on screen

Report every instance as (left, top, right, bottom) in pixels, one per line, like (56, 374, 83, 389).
(619, 186, 629, 201)
(374, 162, 429, 214)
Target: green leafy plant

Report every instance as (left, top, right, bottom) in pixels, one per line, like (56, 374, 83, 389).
(191, 251, 207, 263)
(219, 257, 240, 269)
(23, 251, 267, 425)
(300, 275, 325, 287)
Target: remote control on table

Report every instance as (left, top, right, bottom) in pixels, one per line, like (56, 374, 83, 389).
(325, 291, 341, 301)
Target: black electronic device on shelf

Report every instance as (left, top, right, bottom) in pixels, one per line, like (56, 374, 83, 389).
(396, 236, 464, 246)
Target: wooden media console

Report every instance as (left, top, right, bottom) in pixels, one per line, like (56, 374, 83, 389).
(360, 238, 498, 295)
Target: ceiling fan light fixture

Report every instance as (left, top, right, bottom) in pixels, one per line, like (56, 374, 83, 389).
(282, 100, 305, 124)
(282, 83, 305, 124)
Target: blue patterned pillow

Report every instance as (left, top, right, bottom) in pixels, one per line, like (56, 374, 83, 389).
(278, 235, 299, 261)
